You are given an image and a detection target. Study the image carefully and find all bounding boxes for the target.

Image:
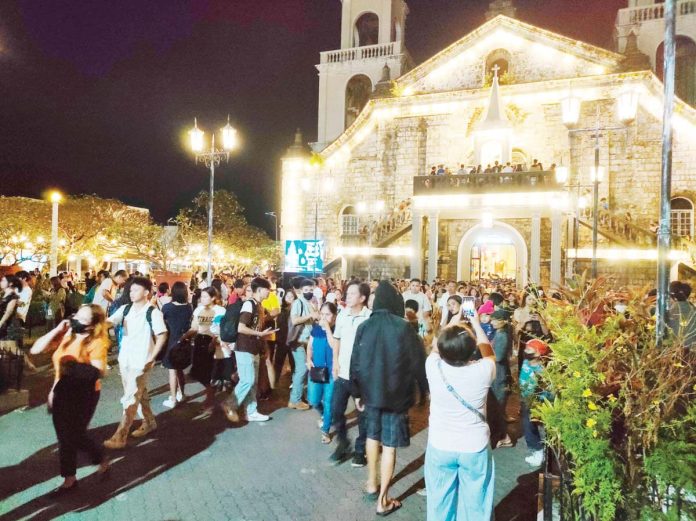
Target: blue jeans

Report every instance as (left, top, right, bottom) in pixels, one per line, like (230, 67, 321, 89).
(289, 347, 307, 404)
(307, 375, 334, 433)
(232, 352, 258, 415)
(425, 443, 495, 521)
(521, 402, 543, 451)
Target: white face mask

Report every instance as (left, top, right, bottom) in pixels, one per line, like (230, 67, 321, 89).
(614, 304, 627, 314)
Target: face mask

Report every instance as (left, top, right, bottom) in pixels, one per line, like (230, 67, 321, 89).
(70, 318, 89, 334)
(303, 292, 314, 301)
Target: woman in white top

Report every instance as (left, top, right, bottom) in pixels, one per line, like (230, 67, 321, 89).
(425, 312, 496, 521)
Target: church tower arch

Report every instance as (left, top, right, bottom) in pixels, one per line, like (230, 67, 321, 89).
(345, 75, 373, 129)
(354, 12, 380, 47)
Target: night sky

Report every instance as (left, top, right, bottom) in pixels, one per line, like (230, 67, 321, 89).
(0, 0, 625, 235)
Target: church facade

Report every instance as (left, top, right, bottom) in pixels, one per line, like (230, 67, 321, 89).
(280, 0, 696, 288)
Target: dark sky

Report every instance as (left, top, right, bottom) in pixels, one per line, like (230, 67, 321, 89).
(0, 0, 625, 235)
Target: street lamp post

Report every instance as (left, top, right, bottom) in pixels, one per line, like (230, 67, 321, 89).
(357, 200, 385, 281)
(656, 0, 677, 344)
(561, 99, 637, 278)
(49, 191, 62, 276)
(189, 117, 238, 287)
(265, 211, 278, 243)
(301, 161, 333, 277)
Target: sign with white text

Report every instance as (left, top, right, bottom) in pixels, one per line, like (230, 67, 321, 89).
(284, 240, 324, 273)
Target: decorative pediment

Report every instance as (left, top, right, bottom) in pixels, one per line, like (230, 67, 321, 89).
(396, 15, 625, 95)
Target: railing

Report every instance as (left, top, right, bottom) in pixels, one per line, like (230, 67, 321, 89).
(413, 171, 562, 195)
(616, 0, 696, 26)
(320, 41, 401, 64)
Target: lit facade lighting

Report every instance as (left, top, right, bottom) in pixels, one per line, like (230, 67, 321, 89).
(555, 166, 569, 183)
(189, 118, 204, 152)
(561, 96, 581, 127)
(617, 90, 639, 124)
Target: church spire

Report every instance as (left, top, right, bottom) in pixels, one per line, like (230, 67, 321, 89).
(479, 65, 510, 130)
(485, 0, 517, 20)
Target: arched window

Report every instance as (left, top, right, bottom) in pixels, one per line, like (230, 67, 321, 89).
(345, 75, 372, 129)
(391, 19, 403, 43)
(656, 36, 696, 106)
(354, 13, 379, 47)
(511, 148, 528, 170)
(485, 49, 512, 81)
(340, 206, 360, 236)
(671, 197, 694, 238)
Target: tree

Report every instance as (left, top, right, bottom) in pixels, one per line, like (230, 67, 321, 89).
(176, 190, 279, 270)
(0, 196, 51, 265)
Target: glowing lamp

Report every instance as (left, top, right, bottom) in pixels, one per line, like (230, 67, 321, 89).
(561, 96, 581, 128)
(49, 191, 63, 204)
(221, 116, 238, 150)
(356, 202, 368, 214)
(617, 90, 639, 125)
(555, 166, 569, 184)
(189, 118, 205, 152)
(481, 212, 494, 228)
(374, 200, 385, 213)
(590, 166, 604, 182)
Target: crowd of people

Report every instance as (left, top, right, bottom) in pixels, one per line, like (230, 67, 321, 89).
(426, 159, 552, 177)
(3, 267, 694, 519)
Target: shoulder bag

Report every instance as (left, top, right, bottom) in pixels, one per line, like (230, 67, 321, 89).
(437, 359, 486, 423)
(309, 331, 330, 384)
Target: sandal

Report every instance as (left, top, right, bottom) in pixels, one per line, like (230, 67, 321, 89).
(321, 432, 331, 444)
(376, 499, 402, 517)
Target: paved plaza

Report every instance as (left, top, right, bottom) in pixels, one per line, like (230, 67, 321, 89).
(1, 361, 539, 521)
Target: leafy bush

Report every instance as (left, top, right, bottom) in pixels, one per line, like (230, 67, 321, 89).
(535, 275, 695, 520)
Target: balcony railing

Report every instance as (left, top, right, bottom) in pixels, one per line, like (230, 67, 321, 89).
(413, 171, 562, 195)
(320, 41, 401, 64)
(616, 0, 696, 26)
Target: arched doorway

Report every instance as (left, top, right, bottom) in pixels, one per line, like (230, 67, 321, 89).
(354, 13, 379, 47)
(345, 75, 372, 129)
(656, 36, 696, 106)
(457, 222, 528, 287)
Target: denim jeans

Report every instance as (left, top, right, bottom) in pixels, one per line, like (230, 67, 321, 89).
(424, 443, 495, 521)
(330, 377, 367, 455)
(307, 375, 334, 433)
(521, 401, 543, 451)
(231, 352, 258, 415)
(289, 347, 307, 404)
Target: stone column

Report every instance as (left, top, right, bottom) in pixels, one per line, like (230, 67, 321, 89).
(411, 210, 424, 279)
(427, 212, 439, 282)
(550, 210, 562, 287)
(530, 213, 541, 284)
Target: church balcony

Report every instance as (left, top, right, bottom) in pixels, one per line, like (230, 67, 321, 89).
(616, 0, 696, 27)
(413, 171, 562, 196)
(320, 41, 402, 64)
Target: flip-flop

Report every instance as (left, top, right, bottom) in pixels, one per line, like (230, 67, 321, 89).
(364, 490, 379, 501)
(376, 500, 402, 517)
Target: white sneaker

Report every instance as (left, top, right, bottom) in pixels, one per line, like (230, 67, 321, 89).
(162, 398, 177, 409)
(525, 450, 544, 467)
(176, 389, 185, 402)
(247, 412, 270, 422)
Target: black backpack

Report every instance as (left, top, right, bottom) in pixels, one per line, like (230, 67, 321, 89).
(219, 299, 243, 343)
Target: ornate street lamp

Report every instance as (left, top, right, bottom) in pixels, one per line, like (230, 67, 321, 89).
(188, 116, 239, 287)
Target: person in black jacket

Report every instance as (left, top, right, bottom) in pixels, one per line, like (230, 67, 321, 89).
(350, 280, 427, 516)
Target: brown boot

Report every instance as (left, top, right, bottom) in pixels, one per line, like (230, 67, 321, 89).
(131, 421, 157, 438)
(103, 431, 128, 450)
(103, 408, 136, 449)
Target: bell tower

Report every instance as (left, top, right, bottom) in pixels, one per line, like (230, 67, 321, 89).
(315, 0, 410, 149)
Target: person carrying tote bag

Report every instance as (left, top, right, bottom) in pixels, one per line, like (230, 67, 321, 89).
(306, 302, 337, 444)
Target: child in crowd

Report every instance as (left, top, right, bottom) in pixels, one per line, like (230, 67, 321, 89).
(519, 338, 552, 467)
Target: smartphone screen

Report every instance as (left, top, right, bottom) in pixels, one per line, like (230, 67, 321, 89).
(461, 296, 476, 318)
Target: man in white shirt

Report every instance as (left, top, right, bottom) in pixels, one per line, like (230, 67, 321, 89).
(401, 279, 432, 321)
(15, 271, 33, 324)
(104, 277, 167, 449)
(92, 270, 127, 313)
(437, 280, 458, 327)
(327, 281, 371, 466)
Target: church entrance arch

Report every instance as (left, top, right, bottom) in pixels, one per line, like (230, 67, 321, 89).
(457, 222, 527, 288)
